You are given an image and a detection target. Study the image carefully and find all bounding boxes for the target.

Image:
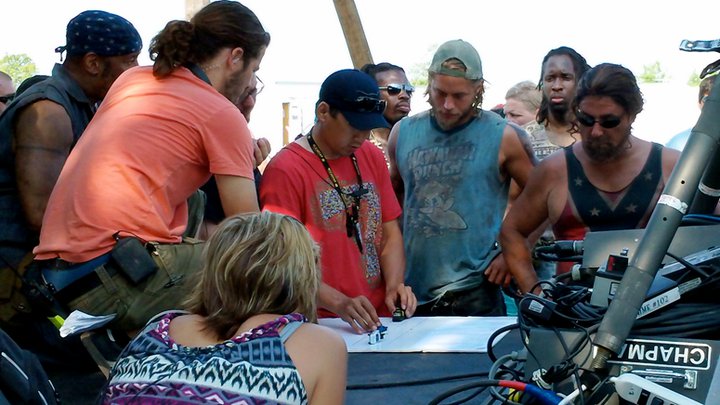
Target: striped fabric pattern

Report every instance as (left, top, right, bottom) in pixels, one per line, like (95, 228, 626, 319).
(103, 312, 308, 404)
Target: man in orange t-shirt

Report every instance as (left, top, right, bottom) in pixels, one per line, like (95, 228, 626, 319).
(32, 1, 270, 332)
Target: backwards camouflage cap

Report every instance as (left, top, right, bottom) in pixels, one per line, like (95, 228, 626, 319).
(55, 10, 142, 57)
(429, 39, 483, 80)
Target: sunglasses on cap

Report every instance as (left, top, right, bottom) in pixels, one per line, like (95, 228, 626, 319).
(379, 83, 415, 96)
(0, 93, 15, 104)
(576, 109, 622, 129)
(342, 96, 386, 113)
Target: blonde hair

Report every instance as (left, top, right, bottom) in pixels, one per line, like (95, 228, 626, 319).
(505, 80, 542, 112)
(185, 211, 320, 340)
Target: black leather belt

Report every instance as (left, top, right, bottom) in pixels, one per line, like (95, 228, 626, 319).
(53, 265, 117, 305)
(39, 253, 116, 305)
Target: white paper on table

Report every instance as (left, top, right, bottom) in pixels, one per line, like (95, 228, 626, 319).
(59, 310, 116, 338)
(318, 316, 517, 353)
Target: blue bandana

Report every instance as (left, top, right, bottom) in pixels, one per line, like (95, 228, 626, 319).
(55, 10, 142, 57)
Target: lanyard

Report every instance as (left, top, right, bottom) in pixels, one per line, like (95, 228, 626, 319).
(185, 62, 212, 85)
(306, 133, 365, 253)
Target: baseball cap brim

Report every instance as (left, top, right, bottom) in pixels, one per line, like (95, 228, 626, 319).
(341, 110, 390, 130)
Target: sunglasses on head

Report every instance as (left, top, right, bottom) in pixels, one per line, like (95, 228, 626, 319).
(345, 96, 386, 113)
(0, 93, 15, 104)
(379, 83, 415, 96)
(576, 109, 622, 129)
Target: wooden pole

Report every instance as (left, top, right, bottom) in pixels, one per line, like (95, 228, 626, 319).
(185, 0, 210, 20)
(332, 0, 373, 69)
(282, 102, 290, 146)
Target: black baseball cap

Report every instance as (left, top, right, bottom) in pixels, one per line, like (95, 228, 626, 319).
(319, 69, 389, 130)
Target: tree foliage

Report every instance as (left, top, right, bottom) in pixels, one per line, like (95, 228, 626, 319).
(638, 61, 667, 84)
(687, 71, 701, 87)
(0, 54, 38, 86)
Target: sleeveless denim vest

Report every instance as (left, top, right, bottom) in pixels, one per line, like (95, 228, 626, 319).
(396, 110, 508, 304)
(0, 64, 95, 267)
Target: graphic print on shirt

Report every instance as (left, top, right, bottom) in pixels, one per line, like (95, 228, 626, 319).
(405, 142, 476, 237)
(317, 181, 382, 285)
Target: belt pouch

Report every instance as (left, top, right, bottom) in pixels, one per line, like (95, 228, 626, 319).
(110, 237, 158, 285)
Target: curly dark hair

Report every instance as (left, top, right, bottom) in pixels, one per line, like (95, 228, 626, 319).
(149, 0, 270, 78)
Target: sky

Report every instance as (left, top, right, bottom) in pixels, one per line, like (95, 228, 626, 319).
(3, 0, 720, 150)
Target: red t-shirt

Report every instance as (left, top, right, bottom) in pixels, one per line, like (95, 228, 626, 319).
(260, 141, 401, 317)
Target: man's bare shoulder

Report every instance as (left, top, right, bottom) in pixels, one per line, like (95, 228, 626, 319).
(17, 99, 67, 121)
(14, 99, 72, 146)
(660, 143, 681, 180)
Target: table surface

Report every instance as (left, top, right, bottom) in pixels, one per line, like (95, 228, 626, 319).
(344, 329, 522, 405)
(49, 325, 523, 405)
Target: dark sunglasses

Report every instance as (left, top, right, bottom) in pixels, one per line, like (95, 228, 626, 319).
(576, 110, 622, 129)
(379, 83, 415, 96)
(345, 96, 386, 113)
(0, 93, 15, 104)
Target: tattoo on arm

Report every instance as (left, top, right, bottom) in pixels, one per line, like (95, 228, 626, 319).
(508, 123, 538, 164)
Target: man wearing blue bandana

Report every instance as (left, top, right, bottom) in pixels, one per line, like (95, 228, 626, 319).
(0, 10, 141, 274)
(0, 11, 140, 368)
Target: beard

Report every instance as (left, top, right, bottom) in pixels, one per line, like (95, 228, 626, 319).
(430, 101, 478, 131)
(220, 68, 249, 104)
(582, 130, 631, 163)
(548, 101, 570, 123)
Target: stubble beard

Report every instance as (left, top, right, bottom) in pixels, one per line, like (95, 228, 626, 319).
(549, 102, 570, 125)
(220, 68, 247, 104)
(431, 103, 477, 131)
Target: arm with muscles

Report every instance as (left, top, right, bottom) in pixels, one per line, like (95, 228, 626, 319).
(288, 324, 347, 405)
(215, 174, 260, 215)
(387, 123, 404, 208)
(380, 219, 416, 317)
(14, 100, 74, 230)
(503, 123, 538, 216)
(485, 124, 537, 286)
(499, 160, 556, 294)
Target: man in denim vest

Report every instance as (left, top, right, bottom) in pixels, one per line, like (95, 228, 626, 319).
(0, 10, 141, 273)
(388, 40, 536, 316)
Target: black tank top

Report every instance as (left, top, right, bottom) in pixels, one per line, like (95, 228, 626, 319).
(564, 142, 663, 232)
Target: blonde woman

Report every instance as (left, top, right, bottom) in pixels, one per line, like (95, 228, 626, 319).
(102, 212, 347, 404)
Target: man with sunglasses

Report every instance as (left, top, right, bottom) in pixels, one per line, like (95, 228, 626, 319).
(388, 40, 536, 317)
(261, 69, 417, 334)
(360, 63, 413, 162)
(0, 71, 14, 115)
(501, 63, 680, 294)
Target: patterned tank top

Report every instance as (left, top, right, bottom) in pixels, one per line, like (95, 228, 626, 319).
(102, 312, 308, 404)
